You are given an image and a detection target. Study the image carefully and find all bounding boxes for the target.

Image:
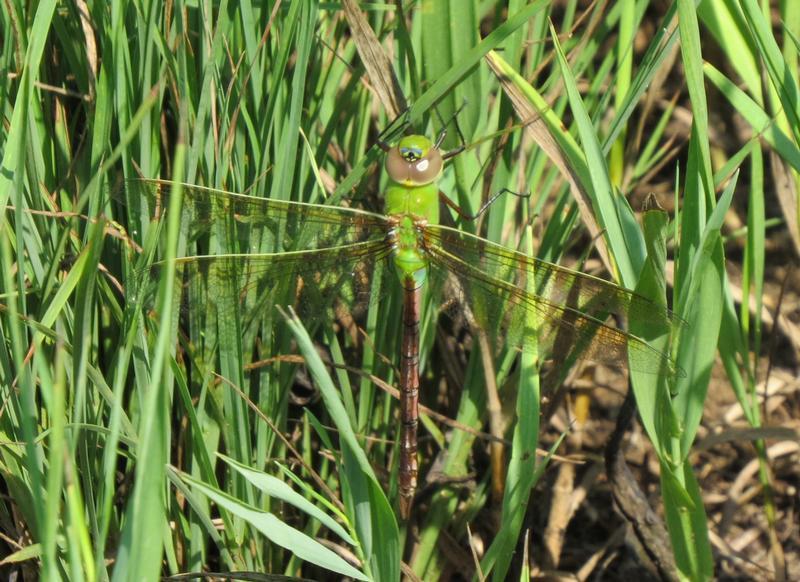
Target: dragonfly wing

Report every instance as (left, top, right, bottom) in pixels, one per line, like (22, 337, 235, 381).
(123, 179, 392, 255)
(145, 242, 394, 329)
(425, 225, 682, 327)
(424, 224, 680, 376)
(125, 180, 396, 330)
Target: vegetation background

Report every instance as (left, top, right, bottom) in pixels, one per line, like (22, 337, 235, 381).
(0, 0, 797, 580)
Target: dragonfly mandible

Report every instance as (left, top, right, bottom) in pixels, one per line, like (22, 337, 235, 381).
(129, 127, 680, 520)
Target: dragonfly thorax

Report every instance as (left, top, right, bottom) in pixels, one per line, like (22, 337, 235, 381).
(390, 215, 428, 290)
(382, 135, 444, 286)
(383, 135, 442, 224)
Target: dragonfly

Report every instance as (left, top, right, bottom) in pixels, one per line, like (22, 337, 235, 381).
(129, 126, 681, 520)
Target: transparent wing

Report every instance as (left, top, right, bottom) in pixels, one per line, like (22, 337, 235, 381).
(123, 179, 392, 254)
(423, 224, 682, 376)
(124, 180, 396, 327)
(150, 242, 395, 330)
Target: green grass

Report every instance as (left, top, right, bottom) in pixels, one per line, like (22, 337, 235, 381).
(0, 0, 795, 580)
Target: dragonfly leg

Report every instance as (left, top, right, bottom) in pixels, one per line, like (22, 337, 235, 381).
(439, 187, 530, 221)
(433, 99, 469, 155)
(375, 108, 413, 151)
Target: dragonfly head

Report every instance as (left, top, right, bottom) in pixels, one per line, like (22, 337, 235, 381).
(385, 135, 444, 186)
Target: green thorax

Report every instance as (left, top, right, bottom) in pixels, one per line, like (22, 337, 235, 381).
(383, 135, 442, 225)
(382, 134, 445, 288)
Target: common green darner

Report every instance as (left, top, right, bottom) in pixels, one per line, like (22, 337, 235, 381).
(130, 125, 680, 520)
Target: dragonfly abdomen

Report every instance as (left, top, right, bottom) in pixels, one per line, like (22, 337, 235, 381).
(398, 278, 422, 519)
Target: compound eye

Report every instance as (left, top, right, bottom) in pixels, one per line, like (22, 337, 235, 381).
(408, 149, 443, 184)
(385, 147, 411, 182)
(384, 135, 445, 185)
